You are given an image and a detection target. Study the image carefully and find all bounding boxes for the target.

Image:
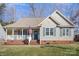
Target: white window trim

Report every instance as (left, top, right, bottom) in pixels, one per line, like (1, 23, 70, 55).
(60, 28, 71, 37)
(50, 28, 56, 36)
(45, 28, 50, 36)
(44, 27, 56, 37)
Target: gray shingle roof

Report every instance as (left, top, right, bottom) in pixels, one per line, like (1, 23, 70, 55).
(5, 18, 44, 27)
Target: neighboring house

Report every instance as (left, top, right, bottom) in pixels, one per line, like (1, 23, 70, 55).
(74, 29, 79, 41)
(0, 24, 6, 40)
(4, 10, 74, 45)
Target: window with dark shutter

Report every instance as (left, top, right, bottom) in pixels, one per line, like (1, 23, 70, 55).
(46, 28, 49, 36)
(60, 28, 71, 36)
(50, 28, 55, 36)
(54, 28, 56, 36)
(43, 27, 45, 36)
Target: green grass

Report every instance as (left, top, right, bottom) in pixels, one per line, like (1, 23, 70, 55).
(0, 42, 79, 56)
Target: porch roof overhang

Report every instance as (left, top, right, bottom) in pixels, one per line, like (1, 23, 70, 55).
(4, 18, 44, 28)
(4, 25, 41, 29)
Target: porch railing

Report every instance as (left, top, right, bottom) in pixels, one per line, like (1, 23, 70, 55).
(7, 35, 29, 40)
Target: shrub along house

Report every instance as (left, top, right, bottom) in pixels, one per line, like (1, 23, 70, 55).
(4, 10, 74, 45)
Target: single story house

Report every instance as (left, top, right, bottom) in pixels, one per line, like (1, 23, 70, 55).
(4, 10, 75, 45)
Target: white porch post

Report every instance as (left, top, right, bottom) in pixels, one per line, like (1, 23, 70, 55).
(28, 26, 32, 45)
(39, 27, 40, 45)
(5, 28, 7, 42)
(22, 28, 23, 40)
(12, 28, 14, 40)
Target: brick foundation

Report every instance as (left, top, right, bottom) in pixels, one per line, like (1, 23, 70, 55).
(5, 40, 25, 45)
(40, 40, 73, 45)
(4, 40, 73, 45)
(4, 40, 40, 45)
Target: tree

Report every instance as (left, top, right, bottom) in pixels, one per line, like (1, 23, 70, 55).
(3, 4, 16, 25)
(0, 4, 6, 26)
(5, 7, 15, 22)
(0, 4, 6, 15)
(28, 3, 45, 17)
(70, 9, 79, 33)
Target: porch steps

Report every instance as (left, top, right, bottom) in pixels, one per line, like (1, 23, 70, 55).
(30, 40, 40, 45)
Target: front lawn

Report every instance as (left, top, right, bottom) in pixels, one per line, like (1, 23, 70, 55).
(0, 42, 79, 56)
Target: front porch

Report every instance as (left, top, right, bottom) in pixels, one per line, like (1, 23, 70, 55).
(5, 27, 40, 45)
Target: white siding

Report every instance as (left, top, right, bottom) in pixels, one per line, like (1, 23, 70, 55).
(40, 18, 56, 27)
(40, 18, 57, 40)
(40, 18, 74, 41)
(51, 11, 71, 26)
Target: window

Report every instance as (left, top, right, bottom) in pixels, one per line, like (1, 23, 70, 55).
(66, 28, 71, 36)
(69, 29, 71, 36)
(62, 28, 65, 36)
(46, 28, 49, 36)
(60, 28, 71, 36)
(50, 28, 54, 35)
(66, 29, 69, 36)
(50, 28, 56, 36)
(44, 28, 56, 36)
(60, 28, 62, 36)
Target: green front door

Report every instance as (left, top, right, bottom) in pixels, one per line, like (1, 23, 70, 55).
(34, 30, 39, 40)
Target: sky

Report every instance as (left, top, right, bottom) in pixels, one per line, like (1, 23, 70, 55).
(3, 3, 79, 21)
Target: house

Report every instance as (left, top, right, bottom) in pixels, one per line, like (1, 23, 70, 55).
(74, 29, 79, 41)
(4, 10, 74, 45)
(0, 24, 6, 40)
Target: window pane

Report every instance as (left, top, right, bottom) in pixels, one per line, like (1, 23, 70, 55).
(60, 28, 62, 36)
(46, 28, 49, 35)
(66, 29, 69, 36)
(69, 29, 71, 36)
(67, 29, 71, 36)
(60, 28, 71, 36)
(50, 28, 53, 35)
(63, 29, 65, 36)
(54, 28, 56, 36)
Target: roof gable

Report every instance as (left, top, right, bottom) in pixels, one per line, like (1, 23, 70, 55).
(50, 10, 74, 27)
(39, 10, 74, 27)
(49, 17, 59, 25)
(56, 10, 74, 26)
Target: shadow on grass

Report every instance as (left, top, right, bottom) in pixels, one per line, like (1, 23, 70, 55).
(76, 48, 79, 56)
(41, 45, 73, 49)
